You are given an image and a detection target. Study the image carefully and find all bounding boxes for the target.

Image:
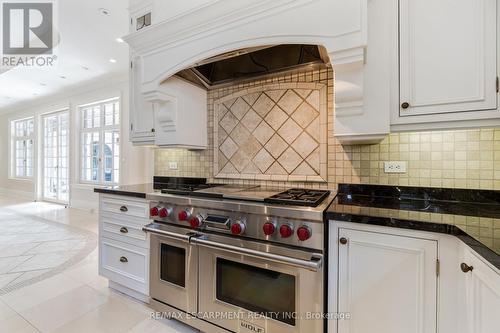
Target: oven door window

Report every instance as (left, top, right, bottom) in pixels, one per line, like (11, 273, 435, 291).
(160, 244, 185, 287)
(216, 258, 296, 325)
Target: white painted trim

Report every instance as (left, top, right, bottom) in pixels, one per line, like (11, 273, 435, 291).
(391, 117, 500, 132)
(335, 133, 388, 145)
(124, 0, 368, 92)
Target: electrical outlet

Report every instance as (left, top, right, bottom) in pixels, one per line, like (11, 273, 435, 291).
(384, 161, 407, 173)
(169, 162, 178, 170)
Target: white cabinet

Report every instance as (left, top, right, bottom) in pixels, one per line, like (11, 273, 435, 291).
(128, 55, 208, 148)
(458, 247, 500, 333)
(130, 56, 155, 145)
(98, 194, 150, 302)
(395, 0, 498, 127)
(335, 227, 438, 333)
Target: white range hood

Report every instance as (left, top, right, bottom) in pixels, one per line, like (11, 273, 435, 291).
(125, 0, 391, 146)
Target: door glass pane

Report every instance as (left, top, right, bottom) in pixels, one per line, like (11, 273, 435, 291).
(216, 258, 296, 325)
(160, 244, 186, 287)
(43, 112, 69, 202)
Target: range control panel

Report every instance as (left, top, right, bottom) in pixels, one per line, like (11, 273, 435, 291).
(149, 201, 323, 249)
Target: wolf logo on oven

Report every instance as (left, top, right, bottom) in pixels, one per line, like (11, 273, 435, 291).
(240, 320, 265, 333)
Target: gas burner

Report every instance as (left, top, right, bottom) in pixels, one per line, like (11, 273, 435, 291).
(265, 189, 331, 207)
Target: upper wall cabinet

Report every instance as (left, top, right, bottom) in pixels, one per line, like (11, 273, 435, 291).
(130, 56, 155, 144)
(393, 0, 499, 130)
(129, 55, 208, 149)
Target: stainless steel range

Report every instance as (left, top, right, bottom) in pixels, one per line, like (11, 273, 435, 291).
(144, 179, 333, 333)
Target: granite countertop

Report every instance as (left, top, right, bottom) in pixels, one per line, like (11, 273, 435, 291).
(325, 184, 500, 270)
(94, 183, 155, 198)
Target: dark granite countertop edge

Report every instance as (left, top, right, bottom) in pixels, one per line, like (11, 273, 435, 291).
(93, 186, 149, 199)
(325, 211, 500, 271)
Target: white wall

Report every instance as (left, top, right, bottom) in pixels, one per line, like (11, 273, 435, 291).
(0, 75, 154, 211)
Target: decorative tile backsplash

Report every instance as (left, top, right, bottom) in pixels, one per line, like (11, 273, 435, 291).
(154, 68, 500, 191)
(214, 82, 327, 182)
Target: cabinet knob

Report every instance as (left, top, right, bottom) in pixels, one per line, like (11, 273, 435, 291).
(460, 263, 473, 273)
(119, 206, 128, 212)
(120, 256, 128, 263)
(401, 102, 410, 109)
(339, 237, 348, 245)
(119, 227, 128, 234)
(151, 128, 155, 133)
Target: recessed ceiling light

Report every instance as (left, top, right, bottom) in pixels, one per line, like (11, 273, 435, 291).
(116, 38, 124, 43)
(99, 8, 110, 16)
(60, 75, 66, 79)
(82, 66, 90, 70)
(109, 58, 117, 63)
(40, 83, 47, 86)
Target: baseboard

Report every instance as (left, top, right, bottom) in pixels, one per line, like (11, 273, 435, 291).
(109, 281, 150, 303)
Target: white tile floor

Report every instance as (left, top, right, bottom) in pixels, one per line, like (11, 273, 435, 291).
(0, 195, 199, 333)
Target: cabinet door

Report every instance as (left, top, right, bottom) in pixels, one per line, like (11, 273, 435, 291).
(337, 228, 438, 333)
(460, 249, 500, 333)
(130, 56, 155, 144)
(399, 0, 497, 117)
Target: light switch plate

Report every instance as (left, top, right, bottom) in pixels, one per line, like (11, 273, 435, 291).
(384, 161, 407, 173)
(169, 162, 178, 170)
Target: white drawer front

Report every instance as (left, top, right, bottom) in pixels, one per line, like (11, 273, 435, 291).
(99, 238, 149, 295)
(101, 214, 149, 248)
(100, 196, 149, 219)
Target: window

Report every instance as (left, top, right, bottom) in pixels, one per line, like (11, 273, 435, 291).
(10, 117, 34, 178)
(80, 98, 120, 184)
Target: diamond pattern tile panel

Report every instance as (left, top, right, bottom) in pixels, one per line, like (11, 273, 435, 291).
(265, 106, 288, 130)
(231, 97, 251, 120)
(215, 83, 326, 181)
(278, 90, 303, 114)
(293, 132, 318, 158)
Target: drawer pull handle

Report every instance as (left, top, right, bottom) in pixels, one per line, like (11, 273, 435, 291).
(120, 206, 128, 212)
(339, 237, 348, 245)
(120, 256, 128, 263)
(120, 227, 128, 234)
(401, 102, 410, 109)
(460, 263, 473, 273)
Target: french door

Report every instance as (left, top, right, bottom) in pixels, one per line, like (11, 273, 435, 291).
(42, 111, 69, 203)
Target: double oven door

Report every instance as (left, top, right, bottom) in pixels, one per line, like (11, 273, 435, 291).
(148, 223, 324, 333)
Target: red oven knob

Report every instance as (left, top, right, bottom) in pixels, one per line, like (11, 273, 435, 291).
(159, 207, 171, 218)
(231, 221, 245, 235)
(178, 210, 191, 221)
(150, 206, 159, 217)
(263, 222, 276, 236)
(297, 226, 312, 241)
(190, 215, 203, 229)
(279, 224, 293, 238)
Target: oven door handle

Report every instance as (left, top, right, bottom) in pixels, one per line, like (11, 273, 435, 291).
(142, 224, 191, 242)
(192, 237, 323, 271)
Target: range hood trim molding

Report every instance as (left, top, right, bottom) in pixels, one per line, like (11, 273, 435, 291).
(124, 0, 368, 94)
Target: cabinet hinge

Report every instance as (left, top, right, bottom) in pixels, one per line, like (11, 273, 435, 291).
(496, 76, 499, 93)
(436, 259, 440, 277)
(130, 123, 133, 131)
(130, 61, 133, 69)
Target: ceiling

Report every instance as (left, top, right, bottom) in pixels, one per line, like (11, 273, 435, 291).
(0, 0, 130, 113)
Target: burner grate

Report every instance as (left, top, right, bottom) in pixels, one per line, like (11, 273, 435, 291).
(264, 189, 330, 207)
